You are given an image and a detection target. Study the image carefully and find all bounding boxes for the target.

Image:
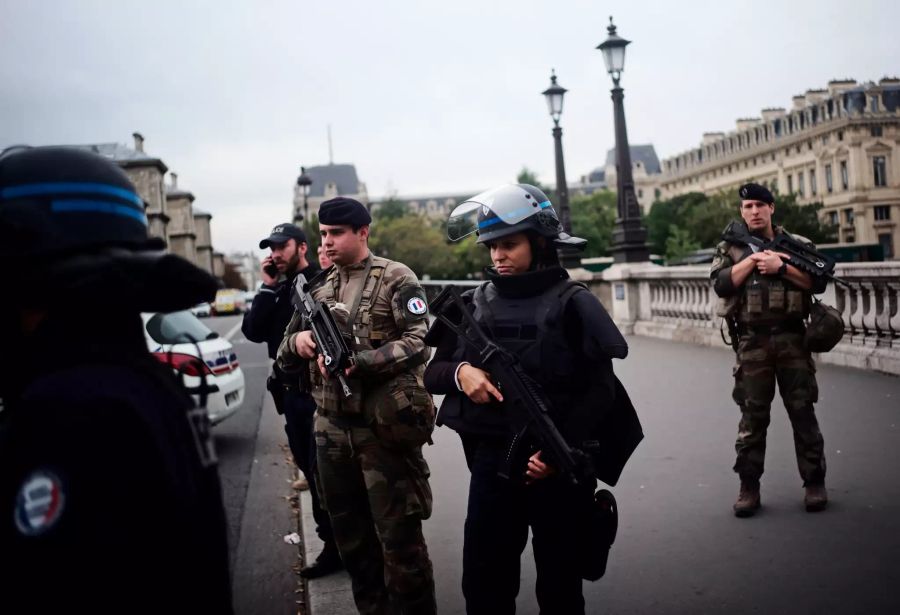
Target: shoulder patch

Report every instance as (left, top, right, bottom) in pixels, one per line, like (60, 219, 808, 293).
(399, 286, 429, 319)
(15, 470, 66, 536)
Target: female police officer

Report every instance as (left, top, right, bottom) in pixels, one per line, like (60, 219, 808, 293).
(423, 184, 642, 615)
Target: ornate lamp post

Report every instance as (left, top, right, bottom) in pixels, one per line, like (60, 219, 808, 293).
(542, 69, 579, 267)
(597, 17, 650, 263)
(295, 166, 312, 225)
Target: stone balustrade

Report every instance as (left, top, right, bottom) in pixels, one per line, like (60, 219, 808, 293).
(597, 261, 900, 375)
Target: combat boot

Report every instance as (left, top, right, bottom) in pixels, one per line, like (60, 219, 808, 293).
(300, 540, 344, 579)
(733, 480, 761, 518)
(804, 483, 828, 512)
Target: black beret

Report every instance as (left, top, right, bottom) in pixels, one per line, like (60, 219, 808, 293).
(318, 197, 371, 227)
(738, 183, 774, 205)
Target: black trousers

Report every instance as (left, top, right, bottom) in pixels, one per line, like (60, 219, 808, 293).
(282, 389, 334, 544)
(460, 435, 592, 615)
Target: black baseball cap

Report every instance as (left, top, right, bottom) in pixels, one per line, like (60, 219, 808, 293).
(259, 222, 307, 249)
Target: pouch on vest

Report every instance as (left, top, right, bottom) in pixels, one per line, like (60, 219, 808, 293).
(365, 371, 435, 448)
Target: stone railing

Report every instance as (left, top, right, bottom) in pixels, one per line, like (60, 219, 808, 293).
(595, 261, 900, 375)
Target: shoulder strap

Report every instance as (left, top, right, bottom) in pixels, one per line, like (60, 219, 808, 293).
(544, 279, 588, 327)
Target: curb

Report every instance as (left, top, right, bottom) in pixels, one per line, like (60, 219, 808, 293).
(299, 488, 355, 614)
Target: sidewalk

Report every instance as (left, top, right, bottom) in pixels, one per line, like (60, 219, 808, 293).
(300, 490, 355, 613)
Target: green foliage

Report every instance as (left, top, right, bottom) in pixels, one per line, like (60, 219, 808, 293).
(369, 214, 490, 279)
(373, 198, 408, 223)
(516, 167, 550, 194)
(664, 225, 700, 263)
(569, 190, 617, 258)
(771, 193, 838, 244)
(644, 189, 838, 263)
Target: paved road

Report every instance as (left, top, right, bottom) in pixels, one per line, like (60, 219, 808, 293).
(306, 334, 900, 615)
(202, 314, 302, 614)
(208, 312, 900, 614)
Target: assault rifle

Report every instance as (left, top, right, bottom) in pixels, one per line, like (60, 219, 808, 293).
(293, 273, 354, 397)
(721, 221, 850, 287)
(431, 285, 594, 486)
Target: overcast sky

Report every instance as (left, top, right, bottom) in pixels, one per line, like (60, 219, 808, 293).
(2, 0, 898, 255)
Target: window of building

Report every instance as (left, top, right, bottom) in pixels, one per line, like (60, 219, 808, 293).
(771, 179, 778, 193)
(838, 130, 844, 141)
(874, 205, 891, 221)
(844, 208, 855, 224)
(846, 233, 855, 243)
(787, 175, 794, 193)
(771, 153, 776, 162)
(822, 135, 828, 145)
(798, 171, 805, 196)
(872, 126, 883, 137)
(796, 145, 802, 154)
(879, 233, 894, 259)
(638, 189, 643, 199)
(810, 169, 817, 195)
(871, 96, 880, 112)
(827, 211, 838, 226)
(873, 156, 887, 187)
(825, 164, 833, 193)
(840, 160, 849, 189)
(808, 140, 813, 150)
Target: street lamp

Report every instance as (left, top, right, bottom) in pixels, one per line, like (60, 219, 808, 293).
(597, 16, 650, 263)
(295, 166, 312, 225)
(541, 69, 578, 267)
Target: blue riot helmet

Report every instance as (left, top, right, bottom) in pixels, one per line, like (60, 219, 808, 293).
(0, 145, 218, 311)
(447, 183, 587, 249)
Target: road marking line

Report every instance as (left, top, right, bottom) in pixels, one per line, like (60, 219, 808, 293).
(224, 321, 243, 341)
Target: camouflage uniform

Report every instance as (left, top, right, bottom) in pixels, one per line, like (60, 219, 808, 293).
(278, 252, 436, 615)
(711, 227, 827, 486)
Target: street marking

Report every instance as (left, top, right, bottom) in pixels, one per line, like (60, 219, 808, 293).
(224, 321, 243, 341)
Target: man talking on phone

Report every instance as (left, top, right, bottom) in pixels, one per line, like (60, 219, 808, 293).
(241, 223, 342, 577)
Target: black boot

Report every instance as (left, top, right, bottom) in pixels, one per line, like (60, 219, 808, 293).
(300, 540, 344, 579)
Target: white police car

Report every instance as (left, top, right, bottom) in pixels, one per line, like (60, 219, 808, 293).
(141, 311, 245, 425)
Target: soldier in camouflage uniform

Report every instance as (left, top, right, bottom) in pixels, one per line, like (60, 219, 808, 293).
(278, 197, 436, 615)
(711, 183, 829, 517)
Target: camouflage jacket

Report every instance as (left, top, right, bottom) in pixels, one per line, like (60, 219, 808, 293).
(710, 226, 822, 317)
(276, 252, 432, 416)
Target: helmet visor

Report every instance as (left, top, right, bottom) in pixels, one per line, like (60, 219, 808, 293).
(446, 184, 552, 241)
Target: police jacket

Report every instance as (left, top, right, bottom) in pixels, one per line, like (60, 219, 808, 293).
(242, 262, 321, 360)
(0, 309, 233, 613)
(424, 266, 643, 486)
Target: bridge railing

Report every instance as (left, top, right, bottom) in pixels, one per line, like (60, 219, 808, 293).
(595, 261, 900, 375)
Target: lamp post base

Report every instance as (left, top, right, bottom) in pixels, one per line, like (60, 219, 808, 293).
(611, 218, 650, 263)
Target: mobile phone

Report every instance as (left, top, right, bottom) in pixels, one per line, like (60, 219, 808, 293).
(264, 262, 278, 277)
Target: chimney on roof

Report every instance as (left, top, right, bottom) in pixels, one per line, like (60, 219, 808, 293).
(132, 132, 145, 153)
(170, 172, 178, 190)
(791, 95, 807, 111)
(761, 107, 786, 122)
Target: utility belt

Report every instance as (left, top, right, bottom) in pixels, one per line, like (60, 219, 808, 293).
(315, 406, 370, 429)
(736, 320, 805, 337)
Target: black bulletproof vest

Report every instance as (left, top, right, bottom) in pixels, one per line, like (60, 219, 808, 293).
(439, 279, 587, 436)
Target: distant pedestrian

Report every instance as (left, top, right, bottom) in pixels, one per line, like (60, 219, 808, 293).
(318, 243, 333, 269)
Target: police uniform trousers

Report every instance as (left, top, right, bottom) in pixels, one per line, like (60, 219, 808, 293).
(461, 435, 592, 615)
(282, 389, 334, 542)
(732, 330, 826, 485)
(315, 412, 435, 615)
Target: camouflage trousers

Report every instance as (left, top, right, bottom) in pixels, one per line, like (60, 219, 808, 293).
(731, 331, 826, 485)
(315, 413, 436, 615)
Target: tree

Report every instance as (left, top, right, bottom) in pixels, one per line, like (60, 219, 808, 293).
(569, 190, 617, 258)
(771, 193, 837, 244)
(373, 197, 408, 223)
(516, 167, 550, 194)
(664, 224, 701, 263)
(644, 192, 707, 254)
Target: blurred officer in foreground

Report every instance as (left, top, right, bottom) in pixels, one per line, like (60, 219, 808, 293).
(0, 146, 233, 613)
(241, 222, 342, 578)
(278, 197, 436, 614)
(711, 182, 829, 517)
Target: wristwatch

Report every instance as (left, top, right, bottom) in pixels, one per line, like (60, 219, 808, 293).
(777, 262, 788, 276)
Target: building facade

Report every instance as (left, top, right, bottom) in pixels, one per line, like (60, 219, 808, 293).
(660, 78, 900, 259)
(292, 163, 368, 223)
(164, 172, 198, 265)
(193, 209, 215, 275)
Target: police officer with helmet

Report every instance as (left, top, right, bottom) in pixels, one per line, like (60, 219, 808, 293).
(424, 184, 643, 614)
(0, 146, 232, 613)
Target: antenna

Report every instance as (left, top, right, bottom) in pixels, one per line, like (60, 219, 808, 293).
(327, 124, 333, 165)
